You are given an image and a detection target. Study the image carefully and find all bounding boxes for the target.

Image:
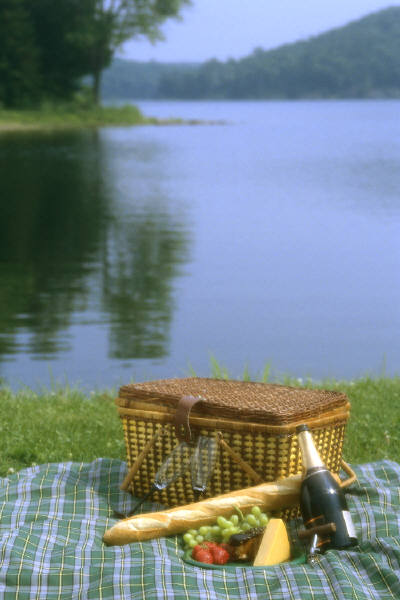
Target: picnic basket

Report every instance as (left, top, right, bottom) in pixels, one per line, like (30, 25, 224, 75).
(115, 377, 355, 510)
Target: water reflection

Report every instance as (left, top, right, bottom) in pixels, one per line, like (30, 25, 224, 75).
(0, 130, 189, 367)
(1, 101, 399, 388)
(102, 213, 188, 359)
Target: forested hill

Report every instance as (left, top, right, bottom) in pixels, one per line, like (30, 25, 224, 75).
(100, 60, 199, 100)
(101, 7, 400, 100)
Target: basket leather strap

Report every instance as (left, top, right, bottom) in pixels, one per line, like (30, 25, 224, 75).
(174, 395, 203, 444)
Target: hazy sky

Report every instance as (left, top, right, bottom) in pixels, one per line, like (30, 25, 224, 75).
(120, 0, 399, 63)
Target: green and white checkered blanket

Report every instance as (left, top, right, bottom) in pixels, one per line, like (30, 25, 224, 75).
(1, 459, 399, 599)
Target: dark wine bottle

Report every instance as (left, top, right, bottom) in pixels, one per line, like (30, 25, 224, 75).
(296, 424, 357, 552)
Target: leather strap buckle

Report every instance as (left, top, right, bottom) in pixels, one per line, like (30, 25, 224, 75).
(174, 395, 203, 444)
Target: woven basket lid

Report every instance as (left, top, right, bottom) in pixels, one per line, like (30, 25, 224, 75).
(118, 377, 349, 425)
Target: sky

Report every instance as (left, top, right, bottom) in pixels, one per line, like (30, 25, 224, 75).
(119, 0, 400, 63)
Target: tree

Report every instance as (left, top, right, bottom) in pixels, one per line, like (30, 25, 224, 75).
(153, 6, 400, 100)
(25, 0, 97, 100)
(78, 0, 191, 103)
(0, 0, 41, 107)
(0, 0, 190, 107)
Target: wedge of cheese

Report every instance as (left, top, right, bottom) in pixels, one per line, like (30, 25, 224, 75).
(253, 518, 291, 566)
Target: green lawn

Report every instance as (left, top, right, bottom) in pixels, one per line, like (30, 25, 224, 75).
(0, 104, 148, 130)
(0, 103, 201, 133)
(1, 376, 399, 478)
(0, 100, 215, 134)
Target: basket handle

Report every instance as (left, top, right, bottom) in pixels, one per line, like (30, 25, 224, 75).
(217, 432, 263, 484)
(120, 430, 161, 491)
(337, 460, 357, 488)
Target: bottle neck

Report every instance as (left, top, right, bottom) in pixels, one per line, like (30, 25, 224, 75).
(298, 429, 325, 473)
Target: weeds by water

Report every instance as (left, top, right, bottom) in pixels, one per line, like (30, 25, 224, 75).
(1, 367, 399, 477)
(0, 100, 207, 133)
(0, 103, 149, 131)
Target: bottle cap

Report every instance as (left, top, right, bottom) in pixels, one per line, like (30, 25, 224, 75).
(296, 424, 309, 434)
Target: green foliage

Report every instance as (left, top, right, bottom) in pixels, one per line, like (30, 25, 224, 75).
(0, 0, 191, 107)
(0, 0, 41, 107)
(71, 0, 192, 103)
(100, 58, 198, 100)
(153, 7, 400, 99)
(0, 0, 96, 106)
(209, 355, 230, 380)
(25, 0, 94, 100)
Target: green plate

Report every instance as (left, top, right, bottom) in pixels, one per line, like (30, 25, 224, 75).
(182, 550, 307, 570)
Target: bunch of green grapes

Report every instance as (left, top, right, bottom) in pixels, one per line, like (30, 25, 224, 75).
(182, 506, 269, 551)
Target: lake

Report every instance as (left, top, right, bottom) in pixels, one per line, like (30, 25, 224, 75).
(0, 100, 399, 391)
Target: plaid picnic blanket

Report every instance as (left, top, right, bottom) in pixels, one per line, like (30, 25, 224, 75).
(0, 459, 399, 599)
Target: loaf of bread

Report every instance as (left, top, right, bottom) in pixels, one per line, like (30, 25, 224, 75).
(103, 474, 301, 546)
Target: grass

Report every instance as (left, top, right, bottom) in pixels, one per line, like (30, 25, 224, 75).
(0, 101, 203, 133)
(0, 103, 148, 131)
(1, 372, 399, 478)
(0, 385, 125, 477)
(0, 96, 213, 133)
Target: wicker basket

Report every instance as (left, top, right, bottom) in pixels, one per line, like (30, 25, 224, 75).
(115, 377, 352, 509)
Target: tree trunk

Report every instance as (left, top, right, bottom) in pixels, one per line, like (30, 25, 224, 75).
(92, 67, 102, 105)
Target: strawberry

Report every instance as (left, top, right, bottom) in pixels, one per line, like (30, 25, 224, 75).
(202, 541, 218, 551)
(210, 545, 230, 565)
(192, 547, 213, 564)
(191, 545, 202, 561)
(192, 544, 204, 556)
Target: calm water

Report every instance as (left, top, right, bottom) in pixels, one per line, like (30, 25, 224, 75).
(0, 100, 399, 390)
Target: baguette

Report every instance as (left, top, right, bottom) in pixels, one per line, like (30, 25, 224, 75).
(103, 474, 301, 546)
